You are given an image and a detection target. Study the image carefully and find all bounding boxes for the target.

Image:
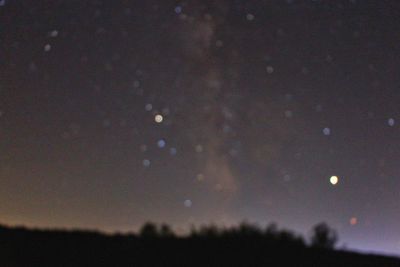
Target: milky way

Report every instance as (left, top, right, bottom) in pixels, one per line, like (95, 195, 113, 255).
(1, 0, 400, 255)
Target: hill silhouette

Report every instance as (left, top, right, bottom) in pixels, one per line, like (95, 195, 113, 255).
(0, 222, 399, 267)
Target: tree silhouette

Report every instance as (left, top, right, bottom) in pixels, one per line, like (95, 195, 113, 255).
(139, 222, 158, 238)
(310, 222, 338, 249)
(160, 223, 175, 238)
(0, 222, 399, 266)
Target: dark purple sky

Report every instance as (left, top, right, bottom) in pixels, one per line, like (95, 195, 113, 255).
(1, 0, 400, 256)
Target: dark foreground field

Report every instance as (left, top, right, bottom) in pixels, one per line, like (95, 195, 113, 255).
(1, 223, 399, 267)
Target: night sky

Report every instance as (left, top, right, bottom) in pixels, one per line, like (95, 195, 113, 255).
(1, 0, 400, 255)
